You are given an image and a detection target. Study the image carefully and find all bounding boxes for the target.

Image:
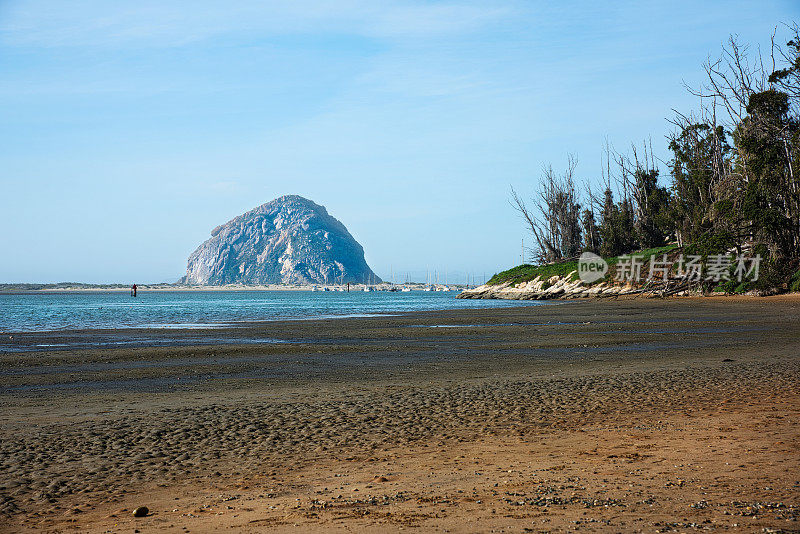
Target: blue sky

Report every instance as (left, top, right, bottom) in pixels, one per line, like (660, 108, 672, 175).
(1, 1, 798, 283)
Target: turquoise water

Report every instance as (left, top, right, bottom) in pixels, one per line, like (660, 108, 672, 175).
(0, 290, 549, 332)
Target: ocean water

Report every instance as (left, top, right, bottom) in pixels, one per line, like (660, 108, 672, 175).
(0, 290, 551, 333)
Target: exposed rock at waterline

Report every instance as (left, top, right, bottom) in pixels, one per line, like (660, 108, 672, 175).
(456, 273, 638, 300)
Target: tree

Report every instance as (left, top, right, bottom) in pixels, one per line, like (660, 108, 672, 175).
(680, 25, 800, 261)
(614, 143, 672, 249)
(581, 208, 600, 254)
(511, 157, 582, 264)
(668, 120, 732, 245)
(598, 187, 635, 257)
(736, 87, 800, 257)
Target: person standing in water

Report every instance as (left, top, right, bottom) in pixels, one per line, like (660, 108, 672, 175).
(131, 284, 137, 297)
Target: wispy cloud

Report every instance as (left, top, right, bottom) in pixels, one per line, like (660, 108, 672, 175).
(0, 0, 509, 48)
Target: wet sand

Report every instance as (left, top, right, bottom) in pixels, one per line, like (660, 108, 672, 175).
(1, 296, 799, 532)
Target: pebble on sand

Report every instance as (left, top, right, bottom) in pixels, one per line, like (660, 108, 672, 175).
(132, 506, 149, 517)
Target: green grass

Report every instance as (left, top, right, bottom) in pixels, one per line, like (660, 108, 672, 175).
(790, 267, 800, 293)
(486, 261, 579, 286)
(486, 245, 680, 287)
(615, 245, 679, 261)
(486, 260, 580, 286)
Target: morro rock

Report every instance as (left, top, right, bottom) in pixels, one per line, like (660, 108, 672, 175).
(181, 195, 381, 285)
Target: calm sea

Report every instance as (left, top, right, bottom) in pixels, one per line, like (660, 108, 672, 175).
(0, 290, 550, 333)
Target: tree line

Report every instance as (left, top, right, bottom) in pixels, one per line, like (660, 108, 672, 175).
(512, 24, 800, 289)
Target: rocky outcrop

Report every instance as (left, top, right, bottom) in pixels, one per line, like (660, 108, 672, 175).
(457, 272, 639, 300)
(181, 195, 380, 286)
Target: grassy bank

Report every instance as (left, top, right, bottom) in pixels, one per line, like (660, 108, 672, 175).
(486, 245, 680, 286)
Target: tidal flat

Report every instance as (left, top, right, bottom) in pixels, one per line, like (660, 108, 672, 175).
(1, 296, 799, 532)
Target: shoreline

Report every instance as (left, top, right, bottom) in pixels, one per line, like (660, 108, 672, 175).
(2, 291, 797, 338)
(0, 291, 551, 339)
(0, 283, 466, 295)
(1, 299, 799, 532)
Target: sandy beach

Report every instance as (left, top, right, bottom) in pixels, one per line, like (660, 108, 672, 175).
(1, 296, 799, 532)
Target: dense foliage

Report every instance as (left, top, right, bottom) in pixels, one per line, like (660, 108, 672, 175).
(512, 24, 800, 292)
